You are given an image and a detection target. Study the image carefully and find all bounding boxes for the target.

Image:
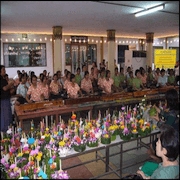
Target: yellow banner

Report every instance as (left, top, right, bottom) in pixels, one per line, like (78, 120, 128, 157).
(154, 49, 176, 69)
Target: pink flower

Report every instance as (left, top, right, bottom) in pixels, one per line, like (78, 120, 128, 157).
(10, 164, 16, 169)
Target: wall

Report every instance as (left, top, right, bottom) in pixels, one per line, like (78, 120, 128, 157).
(1, 34, 53, 78)
(1, 33, 179, 78)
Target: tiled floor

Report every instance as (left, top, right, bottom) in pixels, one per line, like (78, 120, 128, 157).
(63, 138, 153, 179)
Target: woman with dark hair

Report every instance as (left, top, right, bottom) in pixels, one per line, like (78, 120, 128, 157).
(39, 74, 50, 100)
(147, 88, 179, 162)
(26, 75, 43, 103)
(81, 71, 94, 95)
(132, 69, 144, 91)
(49, 73, 62, 100)
(67, 74, 83, 98)
(0, 65, 15, 132)
(15, 74, 30, 105)
(137, 124, 179, 179)
(101, 70, 116, 94)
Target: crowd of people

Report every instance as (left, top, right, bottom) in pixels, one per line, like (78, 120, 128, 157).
(3, 61, 180, 104)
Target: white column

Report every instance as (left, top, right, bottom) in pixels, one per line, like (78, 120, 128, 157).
(107, 30, 116, 76)
(53, 26, 63, 73)
(146, 32, 154, 67)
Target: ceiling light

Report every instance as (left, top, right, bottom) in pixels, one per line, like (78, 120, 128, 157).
(135, 5, 164, 17)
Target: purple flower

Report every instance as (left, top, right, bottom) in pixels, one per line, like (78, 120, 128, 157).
(121, 107, 125, 111)
(123, 127, 129, 135)
(10, 164, 16, 169)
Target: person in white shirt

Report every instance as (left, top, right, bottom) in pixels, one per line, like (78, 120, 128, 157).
(157, 69, 167, 87)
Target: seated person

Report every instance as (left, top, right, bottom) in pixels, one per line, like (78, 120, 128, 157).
(15, 74, 30, 105)
(127, 71, 134, 92)
(167, 69, 176, 86)
(157, 69, 167, 87)
(75, 67, 82, 86)
(132, 69, 144, 91)
(147, 88, 179, 162)
(26, 75, 43, 103)
(137, 124, 179, 179)
(39, 74, 50, 101)
(102, 70, 117, 94)
(97, 67, 106, 94)
(89, 67, 98, 93)
(49, 73, 63, 100)
(146, 66, 156, 88)
(113, 67, 121, 92)
(67, 74, 83, 98)
(119, 67, 127, 90)
(81, 71, 94, 95)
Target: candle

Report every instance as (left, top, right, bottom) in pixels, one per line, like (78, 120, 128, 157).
(45, 116, 48, 128)
(44, 165, 46, 173)
(104, 121, 106, 131)
(51, 115, 53, 126)
(21, 146, 22, 153)
(59, 159, 62, 170)
(119, 111, 121, 119)
(50, 149, 52, 157)
(19, 169, 22, 177)
(99, 110, 101, 120)
(88, 111, 90, 122)
(59, 115, 62, 123)
(37, 160, 39, 167)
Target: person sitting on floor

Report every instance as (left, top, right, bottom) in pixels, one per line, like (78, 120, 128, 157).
(137, 124, 179, 179)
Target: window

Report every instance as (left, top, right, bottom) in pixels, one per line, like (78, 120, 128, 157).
(65, 44, 71, 65)
(3, 43, 46, 67)
(117, 45, 129, 63)
(87, 44, 97, 64)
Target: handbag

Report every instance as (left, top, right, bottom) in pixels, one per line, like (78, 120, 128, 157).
(141, 161, 159, 176)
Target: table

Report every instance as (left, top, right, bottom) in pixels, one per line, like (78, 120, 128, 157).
(14, 104, 93, 131)
(58, 130, 160, 179)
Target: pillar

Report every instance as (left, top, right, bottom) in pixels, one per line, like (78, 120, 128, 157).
(146, 32, 154, 68)
(100, 37, 104, 63)
(53, 26, 63, 73)
(107, 29, 116, 76)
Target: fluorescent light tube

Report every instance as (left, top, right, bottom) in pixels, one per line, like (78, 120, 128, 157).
(135, 5, 164, 17)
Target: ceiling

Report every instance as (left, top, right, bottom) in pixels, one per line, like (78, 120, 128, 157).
(1, 1, 179, 39)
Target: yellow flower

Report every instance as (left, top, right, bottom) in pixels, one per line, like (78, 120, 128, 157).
(120, 125, 124, 129)
(132, 129, 137, 133)
(36, 155, 41, 161)
(31, 127, 33, 130)
(59, 141, 65, 147)
(46, 128, 49, 131)
(152, 124, 156, 130)
(54, 131, 58, 135)
(44, 133, 50, 137)
(104, 134, 109, 138)
(38, 152, 42, 157)
(75, 120, 79, 126)
(139, 119, 144, 124)
(14, 167, 19, 171)
(17, 152, 23, 157)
